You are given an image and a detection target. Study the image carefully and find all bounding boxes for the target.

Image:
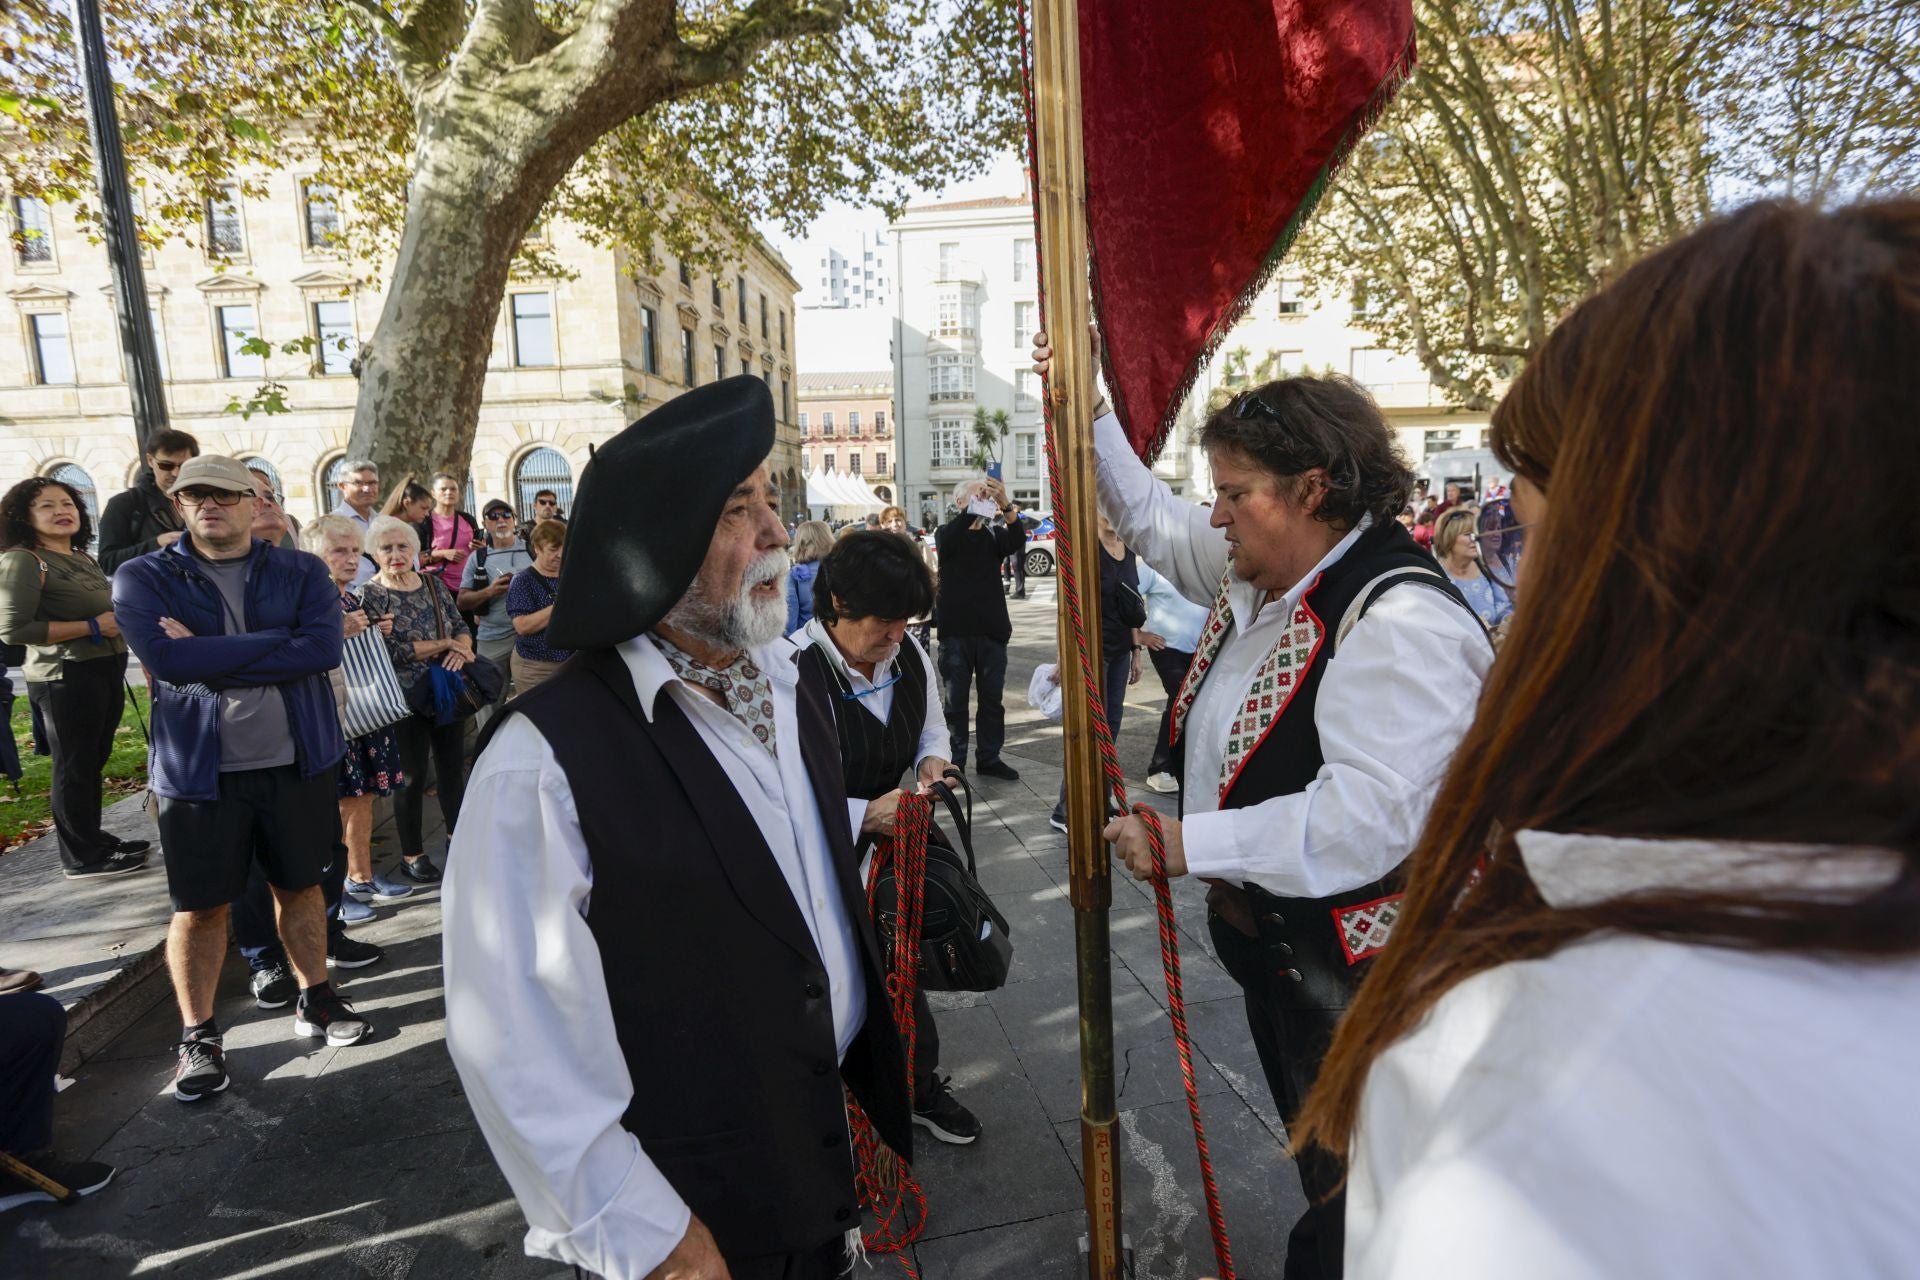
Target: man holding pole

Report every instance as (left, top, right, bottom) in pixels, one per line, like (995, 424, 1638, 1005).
(1036, 334, 1493, 1280)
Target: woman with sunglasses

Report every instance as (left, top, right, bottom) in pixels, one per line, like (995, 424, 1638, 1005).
(98, 428, 199, 575)
(1031, 333, 1495, 1280)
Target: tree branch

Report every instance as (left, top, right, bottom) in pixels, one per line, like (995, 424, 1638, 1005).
(337, 0, 466, 101)
(663, 0, 850, 94)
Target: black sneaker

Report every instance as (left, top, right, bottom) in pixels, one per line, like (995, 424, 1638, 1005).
(912, 1075, 983, 1145)
(63, 853, 147, 880)
(0, 1152, 116, 1211)
(110, 836, 152, 856)
(249, 963, 296, 1010)
(294, 990, 370, 1047)
(399, 856, 442, 884)
(327, 935, 384, 970)
(173, 1034, 229, 1103)
(975, 760, 1021, 782)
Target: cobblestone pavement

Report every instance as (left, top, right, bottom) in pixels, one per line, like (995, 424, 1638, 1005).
(2, 584, 1302, 1279)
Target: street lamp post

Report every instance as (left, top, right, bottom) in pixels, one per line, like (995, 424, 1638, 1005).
(70, 0, 169, 456)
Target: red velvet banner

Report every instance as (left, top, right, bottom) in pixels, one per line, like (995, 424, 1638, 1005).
(1078, 0, 1415, 460)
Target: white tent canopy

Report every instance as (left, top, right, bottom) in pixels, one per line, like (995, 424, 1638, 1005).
(804, 470, 886, 511)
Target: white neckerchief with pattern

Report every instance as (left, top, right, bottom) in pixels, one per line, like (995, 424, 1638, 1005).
(652, 634, 779, 761)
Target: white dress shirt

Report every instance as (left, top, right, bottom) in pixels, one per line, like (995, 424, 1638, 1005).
(1092, 411, 1493, 897)
(794, 618, 950, 835)
(331, 501, 377, 588)
(1347, 830, 1919, 1279)
(443, 635, 867, 1280)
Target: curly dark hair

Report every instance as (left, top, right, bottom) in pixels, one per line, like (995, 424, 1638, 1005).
(0, 477, 95, 553)
(1197, 376, 1414, 528)
(813, 530, 935, 624)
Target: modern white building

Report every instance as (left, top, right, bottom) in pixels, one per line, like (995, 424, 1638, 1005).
(888, 196, 1054, 529)
(889, 188, 1493, 526)
(809, 230, 891, 311)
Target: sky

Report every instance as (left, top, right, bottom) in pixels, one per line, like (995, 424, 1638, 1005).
(756, 152, 1030, 371)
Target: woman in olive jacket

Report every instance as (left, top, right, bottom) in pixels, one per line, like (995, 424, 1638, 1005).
(0, 478, 148, 877)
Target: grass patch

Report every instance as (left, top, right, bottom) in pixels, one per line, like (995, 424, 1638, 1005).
(1, 679, 151, 850)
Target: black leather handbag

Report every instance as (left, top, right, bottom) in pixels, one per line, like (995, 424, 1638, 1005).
(870, 771, 1014, 992)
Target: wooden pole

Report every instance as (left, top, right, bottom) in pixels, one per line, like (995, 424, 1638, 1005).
(1030, 3, 1124, 1276)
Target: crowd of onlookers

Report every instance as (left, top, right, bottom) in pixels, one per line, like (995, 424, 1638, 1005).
(0, 432, 571, 1013)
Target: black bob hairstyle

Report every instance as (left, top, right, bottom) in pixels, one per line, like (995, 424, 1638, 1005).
(812, 530, 935, 625)
(0, 477, 95, 554)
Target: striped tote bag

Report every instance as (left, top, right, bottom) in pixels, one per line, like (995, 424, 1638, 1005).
(339, 626, 410, 739)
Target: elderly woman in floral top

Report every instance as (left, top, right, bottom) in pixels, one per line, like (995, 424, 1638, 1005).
(359, 515, 472, 884)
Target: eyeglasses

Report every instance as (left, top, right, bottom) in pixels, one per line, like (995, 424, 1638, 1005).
(175, 488, 246, 508)
(486, 512, 514, 521)
(151, 459, 184, 473)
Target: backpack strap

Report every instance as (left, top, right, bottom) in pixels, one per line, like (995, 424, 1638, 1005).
(1335, 566, 1493, 653)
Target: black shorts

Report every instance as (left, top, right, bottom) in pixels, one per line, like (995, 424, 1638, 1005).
(157, 765, 338, 912)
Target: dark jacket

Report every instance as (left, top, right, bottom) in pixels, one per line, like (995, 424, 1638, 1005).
(1099, 544, 1146, 658)
(112, 538, 346, 801)
(486, 646, 912, 1263)
(97, 472, 185, 575)
(934, 510, 1026, 643)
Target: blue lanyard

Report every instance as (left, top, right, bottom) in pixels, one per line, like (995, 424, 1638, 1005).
(839, 669, 903, 701)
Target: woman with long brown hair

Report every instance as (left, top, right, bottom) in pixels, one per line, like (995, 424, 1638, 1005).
(1292, 199, 1920, 1276)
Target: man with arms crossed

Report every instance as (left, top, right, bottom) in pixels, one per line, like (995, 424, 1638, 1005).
(115, 456, 368, 1105)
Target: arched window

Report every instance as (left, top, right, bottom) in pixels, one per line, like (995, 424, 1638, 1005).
(241, 456, 283, 503)
(46, 462, 98, 522)
(513, 447, 573, 517)
(316, 452, 349, 518)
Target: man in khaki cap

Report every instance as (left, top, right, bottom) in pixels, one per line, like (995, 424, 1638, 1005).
(113, 455, 369, 1106)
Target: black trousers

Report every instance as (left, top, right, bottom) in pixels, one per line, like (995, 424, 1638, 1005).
(1147, 646, 1194, 777)
(1209, 910, 1347, 1280)
(26, 653, 127, 870)
(393, 713, 466, 855)
(0, 992, 65, 1155)
(1054, 649, 1132, 824)
(937, 636, 1008, 768)
(574, 1231, 848, 1280)
(912, 985, 942, 1102)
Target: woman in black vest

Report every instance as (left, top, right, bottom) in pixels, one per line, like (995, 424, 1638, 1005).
(791, 530, 983, 1148)
(1035, 331, 1493, 1280)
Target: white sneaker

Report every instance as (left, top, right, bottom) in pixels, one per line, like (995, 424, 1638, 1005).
(1146, 772, 1180, 794)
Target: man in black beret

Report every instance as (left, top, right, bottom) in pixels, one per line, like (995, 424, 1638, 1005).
(443, 377, 911, 1280)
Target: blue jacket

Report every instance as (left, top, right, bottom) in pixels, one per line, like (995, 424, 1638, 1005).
(113, 538, 346, 801)
(787, 561, 821, 635)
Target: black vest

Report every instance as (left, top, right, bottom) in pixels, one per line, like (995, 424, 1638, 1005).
(793, 635, 928, 802)
(1179, 521, 1480, 1011)
(487, 646, 912, 1261)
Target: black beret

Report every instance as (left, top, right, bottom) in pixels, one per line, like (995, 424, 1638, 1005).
(544, 376, 775, 650)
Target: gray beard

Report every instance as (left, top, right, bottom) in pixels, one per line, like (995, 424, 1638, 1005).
(662, 550, 792, 651)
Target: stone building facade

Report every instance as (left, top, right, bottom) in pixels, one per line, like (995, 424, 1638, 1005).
(1, 169, 804, 525)
(795, 370, 895, 503)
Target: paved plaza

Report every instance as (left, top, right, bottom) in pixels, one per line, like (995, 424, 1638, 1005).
(1, 587, 1302, 1279)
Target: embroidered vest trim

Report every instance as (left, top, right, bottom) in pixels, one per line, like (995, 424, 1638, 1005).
(1168, 563, 1328, 806)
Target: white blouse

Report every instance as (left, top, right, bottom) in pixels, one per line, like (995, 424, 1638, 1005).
(1346, 830, 1920, 1279)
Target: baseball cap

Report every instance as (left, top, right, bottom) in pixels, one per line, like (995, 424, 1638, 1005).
(168, 455, 257, 494)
